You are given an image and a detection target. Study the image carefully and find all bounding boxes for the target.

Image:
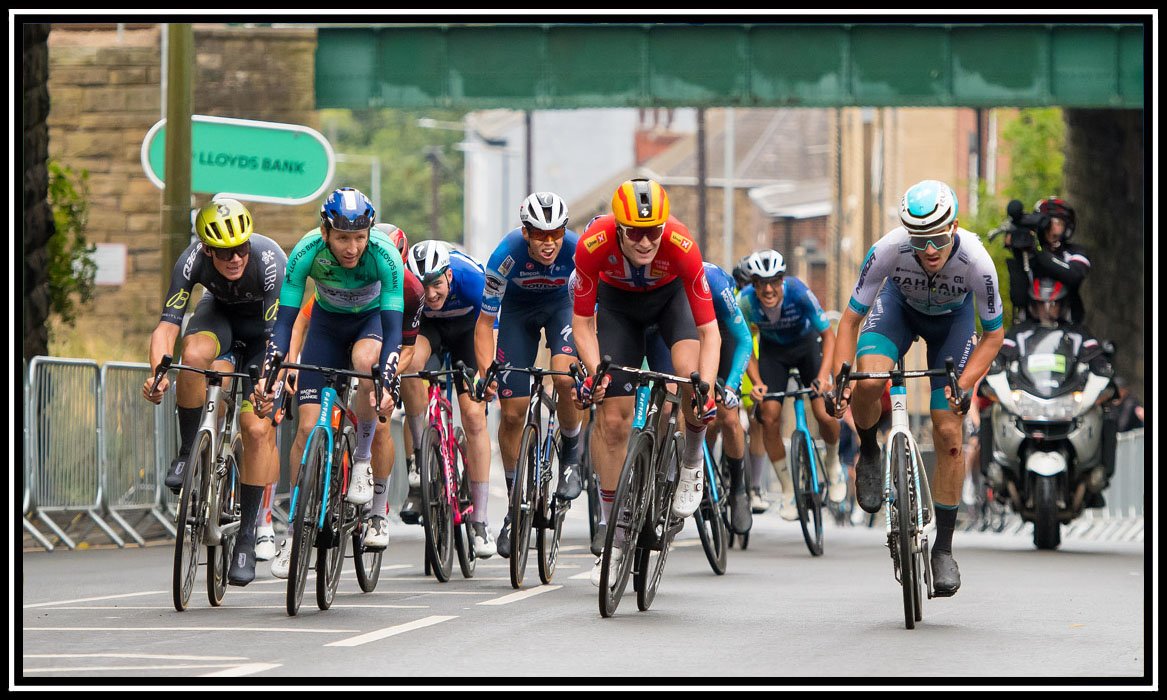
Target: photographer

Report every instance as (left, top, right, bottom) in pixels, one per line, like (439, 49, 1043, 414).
(1003, 197, 1091, 324)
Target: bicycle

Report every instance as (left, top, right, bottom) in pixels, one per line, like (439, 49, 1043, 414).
(828, 357, 964, 630)
(694, 384, 731, 575)
(396, 354, 477, 583)
(758, 368, 827, 556)
(148, 350, 248, 612)
(261, 351, 388, 616)
(480, 361, 578, 588)
(579, 405, 603, 553)
(586, 356, 709, 618)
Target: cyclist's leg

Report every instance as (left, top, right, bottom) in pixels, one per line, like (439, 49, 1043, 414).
(398, 331, 433, 520)
(658, 287, 705, 518)
(802, 337, 843, 499)
(231, 335, 279, 585)
(755, 338, 798, 516)
(347, 313, 385, 506)
(545, 303, 584, 497)
(747, 412, 771, 511)
(167, 296, 225, 490)
(495, 305, 539, 494)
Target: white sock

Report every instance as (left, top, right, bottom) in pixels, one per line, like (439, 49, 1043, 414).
(825, 441, 841, 477)
(683, 423, 706, 467)
(773, 457, 792, 495)
(749, 451, 769, 490)
(561, 422, 581, 438)
(407, 413, 426, 445)
(371, 477, 389, 515)
(355, 419, 376, 461)
(471, 481, 490, 525)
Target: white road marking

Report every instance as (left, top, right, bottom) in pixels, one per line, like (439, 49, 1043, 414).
(36, 605, 430, 610)
(23, 653, 245, 661)
(201, 662, 282, 677)
(23, 591, 168, 609)
(325, 615, 457, 647)
(25, 663, 251, 673)
(568, 571, 592, 580)
(477, 585, 562, 605)
(24, 626, 359, 633)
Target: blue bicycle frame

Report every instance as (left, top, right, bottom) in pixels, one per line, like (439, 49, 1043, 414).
(289, 382, 352, 530)
(790, 389, 823, 498)
(701, 440, 722, 506)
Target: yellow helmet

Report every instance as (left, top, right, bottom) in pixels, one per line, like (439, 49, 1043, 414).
(195, 198, 254, 248)
(611, 178, 669, 227)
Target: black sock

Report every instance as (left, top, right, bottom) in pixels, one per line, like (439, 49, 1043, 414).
(236, 484, 264, 549)
(505, 474, 515, 495)
(933, 506, 958, 554)
(727, 456, 745, 493)
(857, 423, 881, 457)
(176, 406, 202, 458)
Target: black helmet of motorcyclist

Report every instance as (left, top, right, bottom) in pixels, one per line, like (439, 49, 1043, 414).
(1034, 196, 1076, 251)
(1028, 277, 1068, 327)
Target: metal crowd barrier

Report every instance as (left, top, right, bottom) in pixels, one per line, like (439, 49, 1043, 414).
(24, 359, 54, 550)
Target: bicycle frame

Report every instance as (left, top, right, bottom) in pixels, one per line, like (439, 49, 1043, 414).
(288, 381, 356, 530)
(882, 375, 933, 545)
(415, 354, 473, 527)
(195, 375, 243, 545)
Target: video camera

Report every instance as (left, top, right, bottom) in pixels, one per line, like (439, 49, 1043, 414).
(1004, 199, 1049, 252)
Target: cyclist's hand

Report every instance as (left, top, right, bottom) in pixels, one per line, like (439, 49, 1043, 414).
(252, 376, 276, 417)
(720, 386, 741, 410)
(813, 372, 832, 396)
(574, 373, 609, 409)
(945, 384, 972, 416)
(141, 375, 169, 404)
(478, 377, 498, 403)
(699, 394, 718, 424)
(373, 384, 396, 414)
(750, 382, 767, 404)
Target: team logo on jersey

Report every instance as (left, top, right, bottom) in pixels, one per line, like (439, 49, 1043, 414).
(583, 231, 607, 253)
(498, 255, 515, 276)
(265, 301, 279, 321)
(261, 249, 275, 265)
(166, 289, 190, 309)
(561, 346, 573, 354)
(693, 275, 712, 301)
(669, 231, 692, 252)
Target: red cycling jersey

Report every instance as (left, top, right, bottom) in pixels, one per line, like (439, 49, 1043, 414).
(570, 214, 716, 326)
(299, 268, 425, 345)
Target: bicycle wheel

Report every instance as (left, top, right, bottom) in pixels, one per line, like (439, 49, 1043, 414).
(452, 427, 477, 579)
(317, 427, 352, 610)
(581, 420, 601, 543)
(790, 431, 824, 556)
(353, 514, 383, 593)
(287, 431, 324, 616)
(635, 430, 684, 611)
(419, 426, 453, 582)
(537, 427, 566, 584)
(207, 435, 242, 607)
(891, 432, 917, 629)
(172, 431, 210, 612)
(694, 451, 728, 575)
(508, 424, 538, 588)
(599, 431, 654, 618)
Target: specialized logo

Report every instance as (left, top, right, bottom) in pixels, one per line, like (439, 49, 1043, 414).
(166, 289, 191, 309)
(498, 255, 515, 276)
(583, 231, 607, 253)
(669, 231, 692, 252)
(560, 324, 573, 342)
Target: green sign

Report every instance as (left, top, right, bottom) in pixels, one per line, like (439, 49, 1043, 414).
(141, 115, 335, 205)
(1027, 353, 1068, 374)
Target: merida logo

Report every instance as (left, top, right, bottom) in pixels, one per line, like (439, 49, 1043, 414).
(983, 274, 996, 312)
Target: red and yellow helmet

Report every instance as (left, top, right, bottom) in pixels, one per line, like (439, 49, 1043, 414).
(611, 178, 669, 228)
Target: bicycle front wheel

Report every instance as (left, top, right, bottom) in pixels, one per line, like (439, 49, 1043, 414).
(353, 514, 383, 593)
(581, 420, 601, 543)
(537, 427, 566, 585)
(891, 432, 918, 629)
(694, 451, 728, 575)
(790, 430, 824, 556)
(635, 430, 684, 611)
(509, 424, 539, 588)
(287, 432, 325, 616)
(419, 426, 453, 582)
(172, 431, 210, 612)
(599, 431, 654, 618)
(452, 427, 476, 579)
(316, 427, 353, 610)
(207, 435, 242, 607)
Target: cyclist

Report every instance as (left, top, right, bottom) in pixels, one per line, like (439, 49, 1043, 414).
(829, 179, 1004, 597)
(644, 261, 753, 534)
(282, 222, 423, 550)
(732, 262, 773, 513)
(474, 191, 585, 559)
(253, 187, 406, 579)
(404, 240, 497, 557)
(142, 197, 285, 586)
(569, 178, 720, 585)
(738, 249, 844, 519)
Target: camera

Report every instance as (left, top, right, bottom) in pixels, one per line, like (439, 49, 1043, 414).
(1005, 199, 1048, 252)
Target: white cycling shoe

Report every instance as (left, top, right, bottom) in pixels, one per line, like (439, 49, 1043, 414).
(671, 464, 704, 518)
(827, 458, 848, 503)
(778, 496, 799, 521)
(346, 459, 374, 506)
(364, 515, 389, 550)
(270, 538, 291, 579)
(254, 525, 277, 561)
(590, 547, 622, 587)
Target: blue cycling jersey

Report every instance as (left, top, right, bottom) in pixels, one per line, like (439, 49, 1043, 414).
(421, 250, 486, 320)
(737, 276, 830, 345)
(704, 262, 752, 390)
(480, 228, 579, 316)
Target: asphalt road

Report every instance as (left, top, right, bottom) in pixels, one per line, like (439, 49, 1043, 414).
(18, 494, 1150, 687)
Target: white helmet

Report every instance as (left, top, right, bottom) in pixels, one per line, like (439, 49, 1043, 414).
(407, 240, 451, 285)
(519, 192, 569, 231)
(899, 180, 958, 234)
(742, 250, 786, 280)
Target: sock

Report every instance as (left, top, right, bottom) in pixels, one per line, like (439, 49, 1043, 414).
(824, 440, 841, 476)
(176, 406, 202, 458)
(354, 419, 376, 461)
(682, 422, 707, 467)
(599, 488, 615, 526)
(371, 477, 389, 516)
(933, 504, 958, 554)
(407, 413, 426, 445)
(561, 422, 581, 438)
(774, 457, 791, 495)
(471, 481, 490, 524)
(236, 484, 264, 548)
(857, 422, 881, 457)
(727, 455, 746, 493)
(260, 483, 274, 528)
(749, 451, 768, 490)
(504, 471, 515, 495)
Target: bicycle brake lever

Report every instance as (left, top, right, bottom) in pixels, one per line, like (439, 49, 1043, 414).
(149, 354, 173, 395)
(372, 363, 387, 423)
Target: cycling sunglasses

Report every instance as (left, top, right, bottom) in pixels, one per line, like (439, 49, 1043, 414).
(753, 274, 784, 289)
(908, 227, 954, 251)
(524, 225, 566, 243)
(207, 241, 250, 261)
(616, 223, 665, 243)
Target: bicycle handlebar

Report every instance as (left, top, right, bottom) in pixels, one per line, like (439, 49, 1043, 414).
(826, 357, 966, 416)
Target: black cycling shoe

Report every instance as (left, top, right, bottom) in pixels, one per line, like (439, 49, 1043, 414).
(399, 487, 421, 525)
(856, 450, 883, 514)
(228, 540, 256, 587)
(729, 488, 753, 535)
(164, 457, 186, 494)
(556, 461, 584, 501)
(590, 523, 607, 557)
(930, 549, 961, 597)
(1085, 491, 1106, 509)
(497, 515, 512, 559)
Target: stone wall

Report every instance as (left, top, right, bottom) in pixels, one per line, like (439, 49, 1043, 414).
(46, 23, 320, 361)
(23, 23, 53, 359)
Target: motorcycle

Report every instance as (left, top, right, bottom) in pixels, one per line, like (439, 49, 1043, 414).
(979, 324, 1116, 550)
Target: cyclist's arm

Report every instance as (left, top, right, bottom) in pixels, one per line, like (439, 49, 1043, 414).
(268, 235, 316, 364)
(288, 298, 313, 364)
(724, 310, 753, 392)
(572, 312, 600, 375)
(831, 306, 866, 380)
(816, 326, 837, 389)
(371, 241, 406, 381)
(960, 243, 1006, 393)
(150, 242, 200, 372)
(959, 326, 1004, 395)
(473, 311, 498, 381)
(147, 319, 181, 375)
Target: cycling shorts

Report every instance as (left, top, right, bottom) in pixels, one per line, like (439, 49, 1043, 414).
(419, 313, 478, 395)
(645, 322, 736, 386)
(184, 294, 266, 411)
(296, 305, 382, 406)
(495, 300, 577, 399)
(757, 333, 822, 400)
(857, 283, 977, 410)
(596, 279, 697, 398)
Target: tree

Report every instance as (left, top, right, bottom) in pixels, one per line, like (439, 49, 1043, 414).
(46, 160, 97, 333)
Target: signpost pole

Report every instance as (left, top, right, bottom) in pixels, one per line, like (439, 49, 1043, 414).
(162, 23, 193, 300)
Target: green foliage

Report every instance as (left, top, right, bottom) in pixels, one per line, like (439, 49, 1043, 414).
(320, 108, 467, 244)
(46, 160, 96, 330)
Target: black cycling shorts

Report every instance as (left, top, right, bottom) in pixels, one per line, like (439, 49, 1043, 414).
(597, 279, 697, 398)
(418, 313, 478, 395)
(184, 294, 267, 406)
(757, 332, 822, 399)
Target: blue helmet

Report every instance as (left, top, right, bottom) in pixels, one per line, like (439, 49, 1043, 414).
(320, 187, 376, 232)
(899, 180, 958, 234)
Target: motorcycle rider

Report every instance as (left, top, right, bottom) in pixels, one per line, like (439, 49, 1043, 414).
(1005, 197, 1091, 325)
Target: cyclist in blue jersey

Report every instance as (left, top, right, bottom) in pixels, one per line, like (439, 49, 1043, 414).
(644, 261, 753, 534)
(738, 250, 844, 521)
(252, 187, 405, 579)
(473, 192, 585, 559)
(829, 179, 1005, 597)
(404, 240, 497, 557)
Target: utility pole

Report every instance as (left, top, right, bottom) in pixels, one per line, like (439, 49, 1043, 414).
(162, 23, 193, 299)
(696, 107, 708, 253)
(425, 147, 443, 238)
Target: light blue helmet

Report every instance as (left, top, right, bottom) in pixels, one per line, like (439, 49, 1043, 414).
(900, 180, 958, 234)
